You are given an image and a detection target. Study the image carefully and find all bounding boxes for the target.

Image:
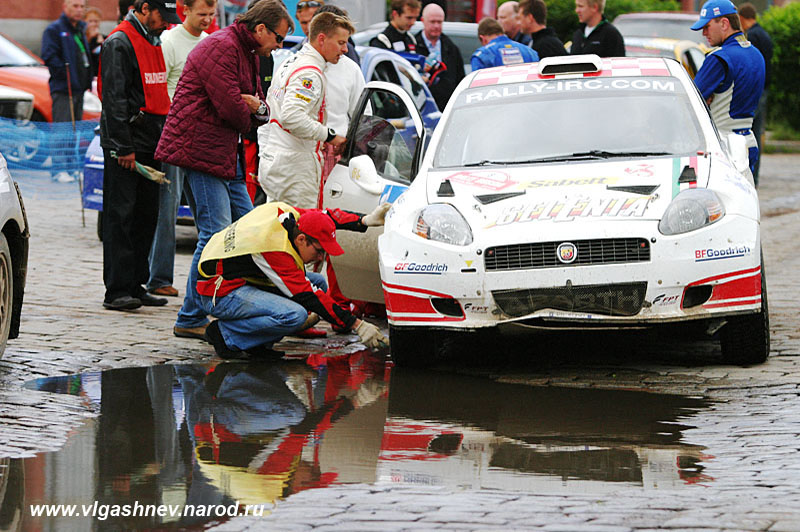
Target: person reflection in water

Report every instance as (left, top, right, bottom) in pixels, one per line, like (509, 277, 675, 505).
(175, 350, 387, 510)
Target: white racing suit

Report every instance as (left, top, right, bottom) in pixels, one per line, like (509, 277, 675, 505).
(258, 43, 328, 209)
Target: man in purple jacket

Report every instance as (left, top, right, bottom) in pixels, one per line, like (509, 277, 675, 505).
(155, 0, 293, 340)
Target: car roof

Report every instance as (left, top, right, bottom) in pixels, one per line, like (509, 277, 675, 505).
(614, 11, 699, 21)
(466, 56, 674, 89)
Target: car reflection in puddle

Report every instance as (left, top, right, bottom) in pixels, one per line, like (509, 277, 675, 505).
(4, 351, 713, 530)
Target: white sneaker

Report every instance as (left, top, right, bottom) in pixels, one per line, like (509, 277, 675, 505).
(53, 171, 75, 183)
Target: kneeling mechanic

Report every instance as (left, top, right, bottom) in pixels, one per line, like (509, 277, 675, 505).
(198, 201, 391, 358)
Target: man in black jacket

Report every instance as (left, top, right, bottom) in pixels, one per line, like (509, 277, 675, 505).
(99, 0, 178, 310)
(369, 0, 421, 53)
(415, 3, 465, 111)
(519, 0, 567, 59)
(571, 0, 625, 57)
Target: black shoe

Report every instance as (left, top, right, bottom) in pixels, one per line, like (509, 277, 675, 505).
(139, 293, 168, 306)
(245, 344, 285, 359)
(204, 321, 245, 359)
(103, 295, 142, 311)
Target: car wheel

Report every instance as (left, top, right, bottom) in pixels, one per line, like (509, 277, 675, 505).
(720, 259, 770, 365)
(0, 234, 14, 358)
(389, 325, 441, 367)
(97, 211, 103, 241)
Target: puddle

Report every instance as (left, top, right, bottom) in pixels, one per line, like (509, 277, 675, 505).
(2, 352, 712, 529)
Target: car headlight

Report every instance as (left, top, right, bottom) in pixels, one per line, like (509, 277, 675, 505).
(15, 100, 33, 121)
(658, 188, 725, 235)
(414, 204, 473, 246)
(83, 90, 102, 114)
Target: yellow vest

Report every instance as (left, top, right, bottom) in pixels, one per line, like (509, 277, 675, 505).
(199, 202, 304, 282)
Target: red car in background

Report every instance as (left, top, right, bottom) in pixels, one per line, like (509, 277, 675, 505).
(0, 32, 101, 122)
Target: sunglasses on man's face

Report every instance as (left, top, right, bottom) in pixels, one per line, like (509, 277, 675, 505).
(297, 1, 322, 10)
(264, 25, 284, 44)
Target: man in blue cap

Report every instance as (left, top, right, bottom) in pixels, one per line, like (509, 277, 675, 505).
(691, 0, 765, 179)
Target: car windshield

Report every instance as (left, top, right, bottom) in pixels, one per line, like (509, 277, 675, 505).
(0, 34, 42, 67)
(434, 76, 704, 168)
(614, 18, 700, 42)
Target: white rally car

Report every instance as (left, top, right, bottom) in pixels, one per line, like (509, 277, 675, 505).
(321, 55, 767, 367)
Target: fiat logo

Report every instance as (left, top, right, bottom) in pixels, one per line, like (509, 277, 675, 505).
(557, 242, 577, 264)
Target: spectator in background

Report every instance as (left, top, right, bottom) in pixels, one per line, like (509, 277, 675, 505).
(146, 0, 217, 299)
(156, 0, 292, 339)
(84, 6, 105, 78)
(518, 0, 567, 59)
(691, 0, 764, 178)
(293, 0, 324, 49)
(571, 0, 624, 57)
(738, 2, 772, 185)
(369, 0, 421, 54)
(497, 1, 531, 46)
(119, 0, 135, 22)
(471, 17, 538, 71)
(98, 0, 179, 311)
(41, 0, 92, 123)
(415, 2, 465, 110)
(258, 12, 352, 208)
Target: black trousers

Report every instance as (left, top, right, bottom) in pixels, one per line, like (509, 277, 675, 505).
(51, 91, 84, 123)
(102, 150, 160, 302)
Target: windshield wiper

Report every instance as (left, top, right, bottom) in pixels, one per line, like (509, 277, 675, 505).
(462, 160, 507, 167)
(570, 150, 672, 159)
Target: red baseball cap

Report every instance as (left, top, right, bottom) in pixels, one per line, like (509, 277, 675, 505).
(297, 211, 345, 256)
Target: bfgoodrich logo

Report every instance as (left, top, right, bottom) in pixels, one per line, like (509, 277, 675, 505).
(694, 245, 751, 262)
(394, 262, 448, 274)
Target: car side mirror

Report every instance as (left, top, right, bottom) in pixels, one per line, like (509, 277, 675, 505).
(725, 132, 750, 175)
(349, 154, 384, 195)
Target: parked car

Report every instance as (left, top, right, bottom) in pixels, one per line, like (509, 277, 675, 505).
(320, 55, 767, 367)
(624, 37, 706, 77)
(0, 32, 101, 122)
(0, 84, 34, 121)
(0, 152, 29, 357)
(613, 12, 708, 49)
(352, 21, 479, 75)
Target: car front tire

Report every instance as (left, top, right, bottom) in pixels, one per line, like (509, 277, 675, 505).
(0, 234, 14, 358)
(720, 259, 770, 365)
(389, 325, 440, 367)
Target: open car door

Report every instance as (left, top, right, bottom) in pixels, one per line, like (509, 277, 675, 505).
(322, 81, 426, 303)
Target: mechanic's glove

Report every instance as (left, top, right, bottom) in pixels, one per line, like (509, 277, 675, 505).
(355, 320, 390, 349)
(362, 203, 392, 227)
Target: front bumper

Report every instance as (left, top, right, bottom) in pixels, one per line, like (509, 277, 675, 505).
(379, 214, 762, 329)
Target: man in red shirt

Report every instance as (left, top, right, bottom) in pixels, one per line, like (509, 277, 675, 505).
(197, 202, 390, 358)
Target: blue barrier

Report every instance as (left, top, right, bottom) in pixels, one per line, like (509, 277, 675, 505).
(0, 117, 98, 174)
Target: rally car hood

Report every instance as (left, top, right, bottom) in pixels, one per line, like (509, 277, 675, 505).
(424, 155, 711, 229)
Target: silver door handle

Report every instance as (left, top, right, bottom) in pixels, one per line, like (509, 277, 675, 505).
(329, 183, 343, 198)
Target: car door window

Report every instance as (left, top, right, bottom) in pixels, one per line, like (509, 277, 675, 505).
(350, 89, 419, 185)
(684, 48, 705, 78)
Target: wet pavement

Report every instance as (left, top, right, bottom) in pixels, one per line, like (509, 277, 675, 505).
(1, 155, 800, 530)
(4, 358, 715, 530)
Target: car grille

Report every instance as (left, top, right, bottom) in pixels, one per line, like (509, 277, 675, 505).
(484, 238, 650, 271)
(492, 282, 648, 317)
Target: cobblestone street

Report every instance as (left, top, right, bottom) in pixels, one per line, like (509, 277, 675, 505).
(1, 155, 799, 531)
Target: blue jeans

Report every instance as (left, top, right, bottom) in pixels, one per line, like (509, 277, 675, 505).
(175, 163, 253, 329)
(200, 272, 328, 351)
(147, 163, 186, 291)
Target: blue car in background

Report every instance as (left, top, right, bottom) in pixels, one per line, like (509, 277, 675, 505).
(83, 45, 440, 239)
